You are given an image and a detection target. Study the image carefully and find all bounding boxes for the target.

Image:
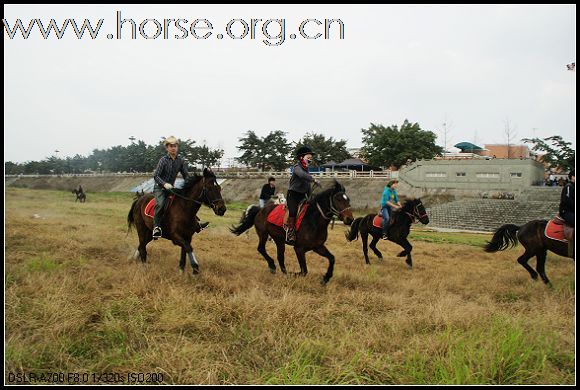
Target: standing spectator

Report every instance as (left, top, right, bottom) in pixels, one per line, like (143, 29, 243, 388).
(259, 177, 276, 208)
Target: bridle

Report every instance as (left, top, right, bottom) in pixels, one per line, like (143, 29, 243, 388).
(405, 202, 427, 224)
(169, 178, 223, 211)
(316, 192, 351, 220)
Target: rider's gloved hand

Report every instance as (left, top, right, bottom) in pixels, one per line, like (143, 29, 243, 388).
(314, 179, 321, 187)
(163, 183, 174, 190)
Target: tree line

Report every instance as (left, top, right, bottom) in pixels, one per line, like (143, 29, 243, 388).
(5, 121, 573, 175)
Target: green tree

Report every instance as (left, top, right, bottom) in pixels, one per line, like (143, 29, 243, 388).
(360, 120, 443, 169)
(237, 130, 292, 170)
(522, 135, 575, 172)
(295, 132, 351, 166)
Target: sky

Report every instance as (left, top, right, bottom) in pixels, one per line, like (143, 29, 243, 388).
(4, 4, 576, 165)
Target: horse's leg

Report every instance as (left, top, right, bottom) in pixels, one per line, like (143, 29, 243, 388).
(393, 237, 413, 269)
(186, 248, 200, 275)
(293, 247, 308, 276)
(361, 229, 371, 265)
(516, 249, 538, 281)
(257, 231, 276, 274)
(535, 249, 551, 285)
(275, 237, 287, 274)
(313, 245, 335, 285)
(368, 231, 383, 261)
(138, 231, 151, 263)
(179, 247, 187, 273)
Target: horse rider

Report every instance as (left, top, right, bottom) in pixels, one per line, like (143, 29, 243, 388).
(285, 146, 320, 245)
(381, 179, 402, 240)
(259, 177, 276, 208)
(152, 136, 208, 239)
(559, 169, 575, 256)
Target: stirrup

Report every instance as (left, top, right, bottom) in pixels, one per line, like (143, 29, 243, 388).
(152, 226, 162, 240)
(285, 229, 296, 245)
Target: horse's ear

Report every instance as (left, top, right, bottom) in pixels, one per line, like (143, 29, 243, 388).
(333, 179, 344, 193)
(203, 168, 212, 178)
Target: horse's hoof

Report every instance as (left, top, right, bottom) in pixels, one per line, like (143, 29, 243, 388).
(192, 268, 200, 276)
(320, 277, 329, 286)
(378, 257, 384, 262)
(269, 268, 276, 274)
(179, 268, 185, 274)
(281, 269, 287, 274)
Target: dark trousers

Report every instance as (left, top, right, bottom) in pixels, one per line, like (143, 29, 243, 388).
(287, 190, 307, 218)
(562, 211, 575, 227)
(153, 185, 167, 227)
(381, 205, 391, 235)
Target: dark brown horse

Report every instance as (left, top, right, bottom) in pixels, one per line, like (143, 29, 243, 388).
(484, 220, 573, 285)
(345, 198, 429, 268)
(72, 187, 86, 202)
(127, 168, 226, 275)
(230, 180, 354, 285)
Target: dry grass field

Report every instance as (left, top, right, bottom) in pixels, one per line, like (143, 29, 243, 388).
(4, 188, 575, 384)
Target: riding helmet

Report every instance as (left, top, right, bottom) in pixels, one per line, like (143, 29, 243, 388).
(296, 146, 314, 158)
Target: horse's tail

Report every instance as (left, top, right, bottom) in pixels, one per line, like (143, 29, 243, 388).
(127, 198, 138, 232)
(230, 205, 261, 236)
(484, 224, 520, 252)
(345, 216, 364, 241)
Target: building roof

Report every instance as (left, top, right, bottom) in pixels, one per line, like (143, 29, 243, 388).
(454, 142, 486, 151)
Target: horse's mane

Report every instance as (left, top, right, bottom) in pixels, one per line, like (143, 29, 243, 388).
(400, 198, 416, 213)
(307, 181, 345, 205)
(176, 174, 204, 194)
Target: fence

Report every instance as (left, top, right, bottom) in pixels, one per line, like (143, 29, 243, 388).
(6, 170, 396, 180)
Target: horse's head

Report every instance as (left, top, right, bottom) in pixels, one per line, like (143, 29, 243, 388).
(406, 198, 429, 224)
(201, 168, 226, 216)
(329, 180, 354, 225)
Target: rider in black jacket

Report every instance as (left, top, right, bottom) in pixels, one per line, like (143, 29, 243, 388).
(559, 170, 575, 257)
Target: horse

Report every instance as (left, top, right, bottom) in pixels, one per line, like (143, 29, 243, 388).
(72, 187, 86, 203)
(133, 189, 145, 200)
(127, 168, 226, 275)
(345, 198, 429, 268)
(484, 219, 574, 285)
(230, 180, 354, 285)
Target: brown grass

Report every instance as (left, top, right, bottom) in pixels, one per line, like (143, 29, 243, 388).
(4, 188, 575, 384)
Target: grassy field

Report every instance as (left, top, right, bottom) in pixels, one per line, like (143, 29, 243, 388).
(4, 188, 575, 384)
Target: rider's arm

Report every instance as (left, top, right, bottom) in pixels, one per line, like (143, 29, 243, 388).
(179, 158, 190, 181)
(153, 158, 167, 187)
(293, 164, 314, 182)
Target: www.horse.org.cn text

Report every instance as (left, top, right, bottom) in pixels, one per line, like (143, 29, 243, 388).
(3, 11, 345, 46)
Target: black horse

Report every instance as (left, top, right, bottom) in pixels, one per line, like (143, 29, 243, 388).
(72, 186, 86, 203)
(345, 198, 429, 268)
(127, 168, 226, 275)
(484, 220, 573, 285)
(230, 180, 354, 285)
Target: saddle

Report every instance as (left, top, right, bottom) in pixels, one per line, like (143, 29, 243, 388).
(267, 201, 309, 231)
(545, 216, 574, 242)
(144, 195, 175, 219)
(372, 212, 396, 229)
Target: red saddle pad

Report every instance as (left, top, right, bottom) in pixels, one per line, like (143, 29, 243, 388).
(545, 218, 568, 242)
(372, 214, 384, 229)
(144, 195, 175, 219)
(267, 203, 309, 231)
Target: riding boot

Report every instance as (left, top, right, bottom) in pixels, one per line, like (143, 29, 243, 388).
(285, 217, 296, 245)
(193, 217, 210, 233)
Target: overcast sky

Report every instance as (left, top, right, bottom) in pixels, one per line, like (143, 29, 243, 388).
(4, 4, 576, 164)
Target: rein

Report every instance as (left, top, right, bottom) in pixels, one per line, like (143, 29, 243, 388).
(405, 204, 427, 224)
(316, 194, 351, 220)
(168, 179, 223, 208)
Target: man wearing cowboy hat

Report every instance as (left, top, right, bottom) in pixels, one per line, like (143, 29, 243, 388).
(285, 145, 320, 245)
(152, 136, 208, 239)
